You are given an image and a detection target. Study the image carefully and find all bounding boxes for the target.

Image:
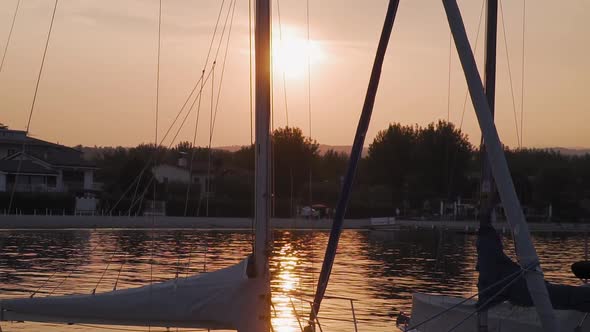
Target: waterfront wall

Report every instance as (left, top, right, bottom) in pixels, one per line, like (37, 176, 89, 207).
(0, 215, 370, 229)
(1, 215, 588, 232)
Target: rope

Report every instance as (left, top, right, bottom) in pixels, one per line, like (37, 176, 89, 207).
(520, 0, 526, 147)
(0, 0, 20, 74)
(29, 228, 99, 299)
(46, 240, 103, 296)
(113, 252, 127, 291)
(8, 0, 59, 214)
(43, 322, 212, 332)
(93, 249, 119, 294)
(499, 0, 522, 148)
(183, 238, 196, 278)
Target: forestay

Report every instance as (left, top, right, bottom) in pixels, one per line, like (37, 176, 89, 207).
(0, 259, 268, 331)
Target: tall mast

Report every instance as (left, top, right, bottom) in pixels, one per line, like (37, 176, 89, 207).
(254, 0, 272, 279)
(477, 2, 497, 330)
(308, 0, 400, 325)
(479, 0, 498, 228)
(442, 1, 557, 330)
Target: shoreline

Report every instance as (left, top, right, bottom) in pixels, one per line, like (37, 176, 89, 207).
(0, 215, 589, 232)
(0, 215, 369, 230)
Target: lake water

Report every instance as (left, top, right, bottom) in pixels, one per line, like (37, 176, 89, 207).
(0, 228, 586, 331)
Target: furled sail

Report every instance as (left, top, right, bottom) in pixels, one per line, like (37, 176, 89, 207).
(0, 258, 269, 331)
(477, 224, 590, 313)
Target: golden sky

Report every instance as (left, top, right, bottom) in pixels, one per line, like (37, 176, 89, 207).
(0, 0, 588, 149)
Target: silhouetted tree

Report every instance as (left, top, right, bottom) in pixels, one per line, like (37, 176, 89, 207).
(413, 120, 474, 202)
(366, 123, 417, 206)
(271, 127, 319, 216)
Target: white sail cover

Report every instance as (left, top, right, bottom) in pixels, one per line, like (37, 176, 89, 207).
(0, 259, 269, 331)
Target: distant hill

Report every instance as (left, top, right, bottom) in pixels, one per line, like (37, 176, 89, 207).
(215, 144, 366, 157)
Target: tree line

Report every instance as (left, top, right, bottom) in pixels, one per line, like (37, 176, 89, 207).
(85, 121, 589, 221)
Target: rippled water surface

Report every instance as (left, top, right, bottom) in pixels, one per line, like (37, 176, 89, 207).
(0, 228, 586, 331)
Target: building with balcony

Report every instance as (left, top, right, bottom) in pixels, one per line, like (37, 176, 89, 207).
(0, 126, 98, 195)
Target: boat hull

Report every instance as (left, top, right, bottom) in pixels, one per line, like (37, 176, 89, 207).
(408, 293, 589, 332)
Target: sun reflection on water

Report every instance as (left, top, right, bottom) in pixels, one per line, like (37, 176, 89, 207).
(272, 241, 302, 332)
(1, 229, 587, 331)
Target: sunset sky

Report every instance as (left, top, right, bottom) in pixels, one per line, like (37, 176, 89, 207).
(0, 0, 588, 149)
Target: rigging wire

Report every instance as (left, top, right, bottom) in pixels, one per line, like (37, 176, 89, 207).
(155, 0, 162, 145)
(125, 64, 220, 215)
(205, 0, 236, 216)
(93, 248, 119, 294)
(499, 0, 522, 148)
(276, 0, 289, 127)
(43, 322, 212, 332)
(132, 1, 236, 215)
(520, 0, 526, 147)
(150, 1, 163, 328)
(113, 252, 127, 291)
(405, 264, 528, 332)
(445, 0, 485, 201)
(109, 0, 228, 215)
(184, 71, 205, 217)
(184, 0, 229, 217)
(210, 0, 238, 136)
(110, 58, 218, 215)
(248, 0, 255, 250)
(248, 0, 254, 146)
(0, 0, 20, 74)
(8, 0, 59, 215)
(445, 269, 528, 332)
(44, 240, 103, 297)
(269, 0, 276, 218)
(457, 0, 486, 130)
(206, 62, 215, 217)
(446, 31, 452, 122)
(305, 0, 315, 295)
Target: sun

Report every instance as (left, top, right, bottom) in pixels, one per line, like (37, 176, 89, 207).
(272, 27, 324, 80)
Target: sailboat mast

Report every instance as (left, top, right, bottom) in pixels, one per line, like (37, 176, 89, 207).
(309, 0, 400, 324)
(477, 2, 497, 330)
(254, 0, 272, 278)
(479, 0, 498, 227)
(442, 1, 557, 330)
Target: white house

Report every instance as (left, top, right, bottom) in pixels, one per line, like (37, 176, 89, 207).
(152, 162, 211, 197)
(0, 127, 98, 194)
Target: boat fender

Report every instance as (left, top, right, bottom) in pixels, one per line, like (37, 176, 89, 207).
(572, 261, 590, 280)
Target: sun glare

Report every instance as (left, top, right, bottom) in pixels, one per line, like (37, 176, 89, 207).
(272, 28, 324, 80)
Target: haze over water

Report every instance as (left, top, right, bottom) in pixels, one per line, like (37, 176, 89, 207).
(0, 228, 585, 331)
(1, 1, 588, 149)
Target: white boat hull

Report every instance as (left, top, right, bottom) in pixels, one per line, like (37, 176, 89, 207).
(408, 293, 589, 332)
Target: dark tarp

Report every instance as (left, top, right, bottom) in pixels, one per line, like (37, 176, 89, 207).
(476, 224, 590, 312)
